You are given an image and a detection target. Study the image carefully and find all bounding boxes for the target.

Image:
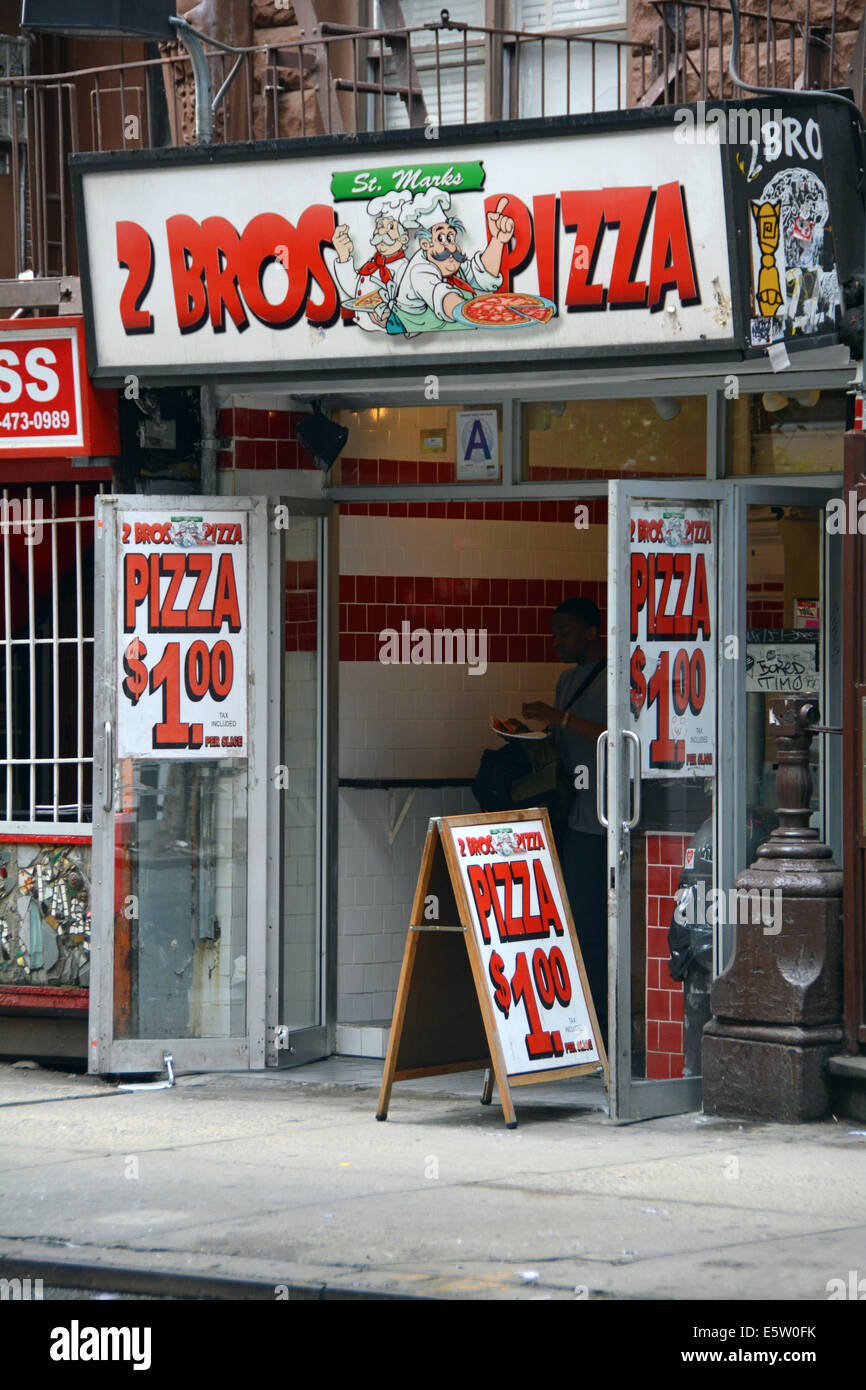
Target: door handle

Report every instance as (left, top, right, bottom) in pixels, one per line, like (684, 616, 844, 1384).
(622, 729, 641, 832)
(595, 729, 609, 828)
(103, 720, 113, 813)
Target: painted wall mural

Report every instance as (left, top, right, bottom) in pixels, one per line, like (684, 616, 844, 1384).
(0, 843, 91, 987)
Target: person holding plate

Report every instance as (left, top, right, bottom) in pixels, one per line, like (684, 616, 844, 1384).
(522, 597, 608, 1046)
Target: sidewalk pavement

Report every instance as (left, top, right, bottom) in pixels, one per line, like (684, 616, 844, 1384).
(1, 1057, 864, 1301)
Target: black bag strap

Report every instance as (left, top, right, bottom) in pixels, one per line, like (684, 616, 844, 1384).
(561, 658, 606, 714)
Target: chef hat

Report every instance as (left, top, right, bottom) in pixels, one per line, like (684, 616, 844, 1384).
(403, 188, 452, 231)
(366, 190, 413, 224)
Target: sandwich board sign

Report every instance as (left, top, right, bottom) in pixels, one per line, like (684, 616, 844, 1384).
(376, 808, 607, 1129)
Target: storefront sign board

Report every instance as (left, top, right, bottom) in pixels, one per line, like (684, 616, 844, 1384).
(0, 316, 118, 458)
(377, 809, 606, 1129)
(73, 119, 737, 383)
(116, 508, 248, 758)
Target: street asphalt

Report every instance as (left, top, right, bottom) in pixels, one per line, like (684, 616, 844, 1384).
(1, 1058, 864, 1301)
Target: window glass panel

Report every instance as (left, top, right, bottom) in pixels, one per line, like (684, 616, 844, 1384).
(521, 396, 706, 480)
(332, 404, 502, 484)
(728, 390, 845, 475)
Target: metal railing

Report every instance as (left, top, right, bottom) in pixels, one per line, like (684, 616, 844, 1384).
(0, 18, 651, 277)
(647, 0, 859, 106)
(0, 483, 104, 831)
(1, 5, 861, 279)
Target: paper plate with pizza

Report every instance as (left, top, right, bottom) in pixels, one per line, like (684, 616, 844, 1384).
(490, 716, 548, 740)
(452, 291, 556, 329)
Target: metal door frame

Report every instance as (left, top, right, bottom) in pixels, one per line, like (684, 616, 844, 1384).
(89, 494, 270, 1075)
(265, 498, 334, 1068)
(606, 478, 836, 1121)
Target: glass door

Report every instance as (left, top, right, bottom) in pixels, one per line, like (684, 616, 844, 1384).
(90, 496, 270, 1074)
(606, 479, 837, 1121)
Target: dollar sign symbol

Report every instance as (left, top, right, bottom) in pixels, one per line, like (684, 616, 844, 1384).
(488, 951, 510, 1018)
(630, 646, 646, 715)
(122, 637, 148, 706)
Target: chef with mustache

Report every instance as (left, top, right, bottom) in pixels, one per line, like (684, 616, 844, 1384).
(393, 188, 514, 335)
(325, 190, 412, 332)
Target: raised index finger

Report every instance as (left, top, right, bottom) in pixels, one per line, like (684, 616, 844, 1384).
(495, 197, 509, 215)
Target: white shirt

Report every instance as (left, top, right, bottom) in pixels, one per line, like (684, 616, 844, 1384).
(322, 246, 408, 332)
(395, 249, 501, 321)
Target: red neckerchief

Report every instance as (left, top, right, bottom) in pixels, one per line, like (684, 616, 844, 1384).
(444, 271, 475, 295)
(357, 249, 406, 284)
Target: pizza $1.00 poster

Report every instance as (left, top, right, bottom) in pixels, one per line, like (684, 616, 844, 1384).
(116, 510, 247, 759)
(629, 503, 716, 778)
(445, 817, 602, 1075)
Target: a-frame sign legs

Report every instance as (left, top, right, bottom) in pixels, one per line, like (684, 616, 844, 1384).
(376, 819, 518, 1128)
(375, 929, 419, 1122)
(377, 810, 606, 1129)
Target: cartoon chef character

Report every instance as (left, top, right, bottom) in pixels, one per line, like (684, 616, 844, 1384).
(393, 189, 514, 335)
(324, 190, 412, 332)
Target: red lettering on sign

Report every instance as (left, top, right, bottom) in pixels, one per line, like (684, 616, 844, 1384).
(532, 194, 558, 302)
(483, 863, 509, 944)
(467, 864, 492, 945)
(561, 190, 606, 309)
(632, 548, 711, 643)
(186, 553, 213, 629)
(483, 193, 533, 291)
(533, 860, 564, 937)
(163, 206, 340, 334)
(511, 859, 544, 938)
(116, 221, 155, 334)
(691, 553, 711, 638)
(630, 553, 647, 640)
(123, 554, 149, 633)
(211, 554, 242, 632)
(158, 554, 187, 630)
(603, 186, 652, 308)
(648, 181, 698, 312)
(492, 862, 523, 939)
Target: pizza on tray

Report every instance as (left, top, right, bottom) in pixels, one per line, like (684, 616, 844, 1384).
(458, 291, 556, 328)
(347, 289, 383, 312)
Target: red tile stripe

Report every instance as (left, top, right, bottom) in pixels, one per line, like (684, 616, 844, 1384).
(645, 832, 689, 1081)
(340, 499, 607, 523)
(337, 575, 607, 663)
(217, 408, 317, 471)
(286, 558, 317, 653)
(336, 458, 679, 486)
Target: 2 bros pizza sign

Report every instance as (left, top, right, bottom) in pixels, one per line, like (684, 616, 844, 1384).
(113, 180, 699, 335)
(116, 510, 247, 760)
(450, 818, 602, 1073)
(75, 123, 737, 377)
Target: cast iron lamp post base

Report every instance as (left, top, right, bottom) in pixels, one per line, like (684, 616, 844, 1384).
(702, 697, 843, 1122)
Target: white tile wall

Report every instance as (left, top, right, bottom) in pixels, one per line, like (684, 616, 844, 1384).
(339, 660, 563, 779)
(341, 516, 606, 578)
(337, 785, 477, 1026)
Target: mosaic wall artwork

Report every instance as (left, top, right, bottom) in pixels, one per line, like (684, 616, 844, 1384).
(0, 844, 91, 987)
